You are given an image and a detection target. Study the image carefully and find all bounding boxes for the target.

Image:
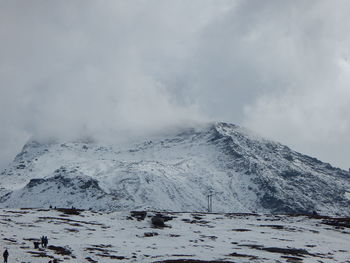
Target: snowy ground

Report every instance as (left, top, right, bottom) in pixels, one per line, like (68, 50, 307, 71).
(0, 208, 349, 263)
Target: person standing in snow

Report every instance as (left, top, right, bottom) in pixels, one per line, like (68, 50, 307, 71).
(44, 236, 48, 248)
(3, 249, 9, 263)
(41, 236, 45, 248)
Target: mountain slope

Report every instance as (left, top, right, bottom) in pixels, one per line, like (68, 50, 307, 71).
(1, 122, 349, 215)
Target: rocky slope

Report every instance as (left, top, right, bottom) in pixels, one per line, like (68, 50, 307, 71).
(0, 122, 349, 215)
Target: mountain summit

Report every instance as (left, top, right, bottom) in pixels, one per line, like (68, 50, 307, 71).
(1, 122, 349, 215)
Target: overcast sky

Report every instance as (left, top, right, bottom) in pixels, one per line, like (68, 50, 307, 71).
(1, 0, 350, 170)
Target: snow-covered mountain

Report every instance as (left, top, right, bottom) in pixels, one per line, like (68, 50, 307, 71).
(1, 122, 349, 215)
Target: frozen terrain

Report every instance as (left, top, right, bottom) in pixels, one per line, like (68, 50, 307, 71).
(1, 122, 350, 215)
(0, 208, 349, 263)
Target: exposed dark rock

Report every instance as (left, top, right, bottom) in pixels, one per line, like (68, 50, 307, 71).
(27, 178, 46, 188)
(48, 245, 72, 256)
(153, 260, 235, 263)
(144, 232, 158, 237)
(130, 211, 147, 221)
(151, 216, 165, 227)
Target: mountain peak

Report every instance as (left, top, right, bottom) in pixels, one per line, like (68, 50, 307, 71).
(1, 122, 349, 215)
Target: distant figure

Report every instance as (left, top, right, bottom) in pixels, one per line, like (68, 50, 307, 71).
(49, 205, 52, 209)
(34, 241, 40, 249)
(44, 236, 48, 248)
(312, 210, 318, 216)
(41, 236, 45, 248)
(3, 249, 8, 263)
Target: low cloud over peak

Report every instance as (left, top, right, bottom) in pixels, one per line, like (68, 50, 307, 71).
(1, 0, 350, 170)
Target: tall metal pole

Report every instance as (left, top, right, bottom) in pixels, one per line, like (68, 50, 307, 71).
(207, 195, 210, 212)
(210, 195, 213, 213)
(207, 194, 213, 213)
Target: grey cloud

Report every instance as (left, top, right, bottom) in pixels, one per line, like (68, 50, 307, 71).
(176, 0, 350, 169)
(1, 0, 227, 168)
(1, 0, 350, 170)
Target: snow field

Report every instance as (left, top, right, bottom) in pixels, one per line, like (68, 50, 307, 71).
(0, 208, 349, 263)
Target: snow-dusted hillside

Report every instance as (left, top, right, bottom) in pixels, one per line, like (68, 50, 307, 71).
(0, 122, 350, 215)
(0, 208, 349, 263)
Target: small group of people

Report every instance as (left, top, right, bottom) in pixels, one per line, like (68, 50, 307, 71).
(33, 235, 49, 249)
(41, 236, 49, 248)
(3, 249, 8, 263)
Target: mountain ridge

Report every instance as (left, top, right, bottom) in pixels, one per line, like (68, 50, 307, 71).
(1, 122, 349, 215)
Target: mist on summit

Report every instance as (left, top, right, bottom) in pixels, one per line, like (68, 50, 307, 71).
(1, 0, 350, 170)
